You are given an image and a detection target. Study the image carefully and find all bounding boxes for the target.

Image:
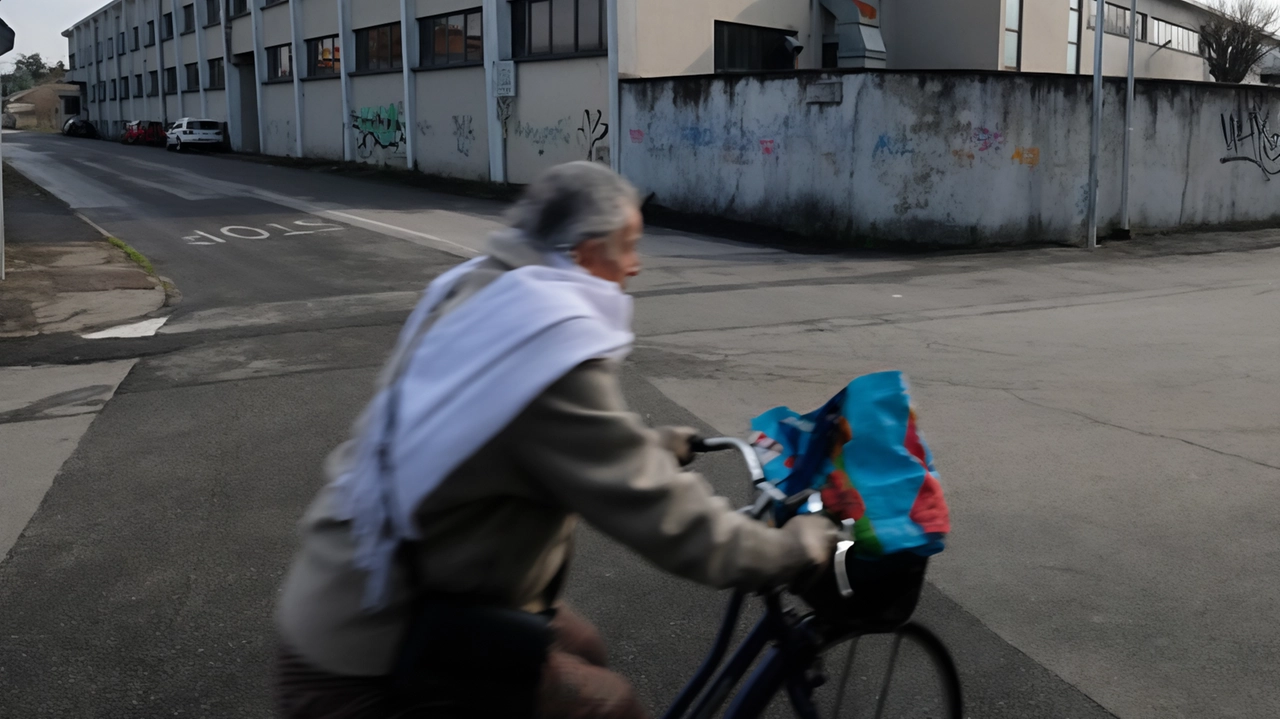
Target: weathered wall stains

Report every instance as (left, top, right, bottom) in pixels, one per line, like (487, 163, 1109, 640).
(621, 72, 1280, 247)
(351, 102, 406, 162)
(513, 119, 572, 156)
(452, 115, 475, 157)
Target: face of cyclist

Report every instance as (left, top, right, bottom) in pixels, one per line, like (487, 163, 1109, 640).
(573, 205, 643, 290)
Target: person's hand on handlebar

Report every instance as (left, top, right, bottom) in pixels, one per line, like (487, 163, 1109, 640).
(656, 426, 702, 466)
(784, 514, 839, 590)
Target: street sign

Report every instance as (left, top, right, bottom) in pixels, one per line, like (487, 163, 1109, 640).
(494, 61, 515, 97)
(0, 18, 14, 57)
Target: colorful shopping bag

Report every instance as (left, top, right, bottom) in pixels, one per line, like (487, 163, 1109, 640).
(748, 371, 949, 557)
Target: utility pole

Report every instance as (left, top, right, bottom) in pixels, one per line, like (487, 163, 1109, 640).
(1086, 0, 1106, 250)
(1119, 0, 1137, 238)
(0, 13, 16, 281)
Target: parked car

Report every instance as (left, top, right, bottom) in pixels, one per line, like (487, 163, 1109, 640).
(62, 117, 98, 138)
(165, 118, 225, 152)
(122, 120, 166, 146)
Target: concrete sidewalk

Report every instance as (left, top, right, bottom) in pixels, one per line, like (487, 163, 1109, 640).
(2, 162, 168, 337)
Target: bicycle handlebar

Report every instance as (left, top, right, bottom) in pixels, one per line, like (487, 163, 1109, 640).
(691, 437, 787, 517)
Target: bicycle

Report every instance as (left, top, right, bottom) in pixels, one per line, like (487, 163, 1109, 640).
(663, 436, 964, 719)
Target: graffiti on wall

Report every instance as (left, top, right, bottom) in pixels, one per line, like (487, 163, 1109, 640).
(578, 109, 608, 162)
(1220, 107, 1280, 179)
(352, 102, 406, 160)
(453, 115, 475, 157)
(514, 118, 572, 156)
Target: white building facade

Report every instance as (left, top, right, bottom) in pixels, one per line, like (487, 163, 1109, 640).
(63, 0, 1223, 184)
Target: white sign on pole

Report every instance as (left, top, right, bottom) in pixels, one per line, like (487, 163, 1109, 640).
(494, 61, 516, 97)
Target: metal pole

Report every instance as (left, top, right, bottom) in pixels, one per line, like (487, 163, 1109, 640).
(1120, 0, 1136, 237)
(1, 73, 5, 281)
(1086, 0, 1105, 249)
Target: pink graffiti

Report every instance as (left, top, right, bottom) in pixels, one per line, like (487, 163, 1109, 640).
(629, 129, 644, 143)
(972, 127, 1004, 152)
(760, 139, 775, 155)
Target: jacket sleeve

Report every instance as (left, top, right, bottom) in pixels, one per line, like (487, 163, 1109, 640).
(510, 359, 817, 590)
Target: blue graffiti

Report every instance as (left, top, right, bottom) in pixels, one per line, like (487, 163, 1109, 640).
(872, 133, 914, 158)
(680, 126, 715, 147)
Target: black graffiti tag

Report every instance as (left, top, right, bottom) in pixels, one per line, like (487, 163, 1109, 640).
(1220, 108, 1280, 180)
(578, 109, 608, 162)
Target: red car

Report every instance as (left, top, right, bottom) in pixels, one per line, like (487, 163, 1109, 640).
(121, 120, 165, 146)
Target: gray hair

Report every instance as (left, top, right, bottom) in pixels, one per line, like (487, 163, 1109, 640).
(505, 161, 641, 251)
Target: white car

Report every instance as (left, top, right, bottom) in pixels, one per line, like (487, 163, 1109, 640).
(166, 118, 224, 152)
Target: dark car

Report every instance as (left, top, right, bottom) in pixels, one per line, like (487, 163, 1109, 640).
(122, 120, 166, 146)
(62, 117, 99, 138)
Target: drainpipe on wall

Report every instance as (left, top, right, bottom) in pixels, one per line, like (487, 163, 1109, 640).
(809, 0, 823, 69)
(1119, 0, 1136, 238)
(398, 0, 416, 170)
(338, 0, 352, 162)
(223, 0, 240, 149)
(606, 0, 619, 173)
(174, 2, 185, 118)
(289, 0, 304, 156)
(482, 0, 505, 183)
(818, 0, 885, 67)
(155, 0, 165, 124)
(1085, 0, 1105, 249)
(250, 0, 266, 152)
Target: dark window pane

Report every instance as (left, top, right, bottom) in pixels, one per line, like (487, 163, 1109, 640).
(552, 0, 574, 53)
(578, 0, 601, 50)
(390, 23, 403, 67)
(466, 11, 483, 62)
(512, 1, 527, 56)
(531, 0, 551, 54)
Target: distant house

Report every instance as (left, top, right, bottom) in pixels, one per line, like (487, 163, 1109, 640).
(2, 83, 82, 131)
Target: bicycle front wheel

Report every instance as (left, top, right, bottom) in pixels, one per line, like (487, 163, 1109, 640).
(769, 622, 962, 719)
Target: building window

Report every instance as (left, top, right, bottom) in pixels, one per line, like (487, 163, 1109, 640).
(121, 78, 130, 99)
(712, 20, 798, 72)
(1004, 0, 1022, 70)
(132, 26, 140, 50)
(107, 38, 114, 58)
(306, 35, 341, 76)
(206, 0, 221, 25)
(162, 13, 174, 40)
(135, 74, 144, 96)
(64, 96, 82, 115)
(511, 0, 604, 57)
(118, 32, 125, 54)
(208, 57, 225, 88)
(354, 22, 402, 71)
(164, 67, 178, 94)
(1067, 0, 1080, 72)
(88, 84, 94, 103)
(267, 44, 293, 80)
(231, 0, 248, 16)
(98, 81, 106, 100)
(419, 9, 482, 67)
(146, 21, 156, 46)
(1150, 17, 1197, 52)
(185, 62, 200, 90)
(69, 52, 77, 69)
(96, 41, 103, 61)
(147, 70, 159, 96)
(266, 0, 289, 6)
(110, 79, 117, 99)
(1089, 2, 1144, 38)
(182, 5, 196, 33)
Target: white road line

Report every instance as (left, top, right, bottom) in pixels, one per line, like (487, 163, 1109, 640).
(81, 316, 170, 339)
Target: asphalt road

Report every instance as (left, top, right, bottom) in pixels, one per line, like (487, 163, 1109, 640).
(3, 131, 1279, 718)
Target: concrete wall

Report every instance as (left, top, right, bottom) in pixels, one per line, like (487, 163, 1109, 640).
(261, 81, 297, 156)
(301, 0, 339, 39)
(414, 66, 490, 180)
(301, 79, 344, 159)
(883, 0, 1001, 71)
(508, 57, 610, 183)
(621, 70, 1280, 246)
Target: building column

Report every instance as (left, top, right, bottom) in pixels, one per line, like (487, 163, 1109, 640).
(195, 0, 209, 117)
(174, 0, 186, 117)
(222, 0, 243, 148)
(337, 0, 353, 161)
(289, 0, 304, 157)
(250, 0, 266, 151)
(398, 0, 417, 170)
(155, 0, 167, 123)
(482, 0, 504, 182)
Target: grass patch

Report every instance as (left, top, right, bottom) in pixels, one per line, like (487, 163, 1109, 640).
(107, 236, 156, 276)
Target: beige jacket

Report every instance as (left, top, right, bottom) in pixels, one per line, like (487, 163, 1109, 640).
(276, 237, 832, 677)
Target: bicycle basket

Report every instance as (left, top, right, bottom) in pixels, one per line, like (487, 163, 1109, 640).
(803, 550, 928, 635)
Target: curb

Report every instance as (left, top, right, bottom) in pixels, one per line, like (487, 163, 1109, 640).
(73, 212, 181, 309)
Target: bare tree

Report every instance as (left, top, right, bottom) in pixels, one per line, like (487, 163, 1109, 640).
(1200, 0, 1280, 83)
